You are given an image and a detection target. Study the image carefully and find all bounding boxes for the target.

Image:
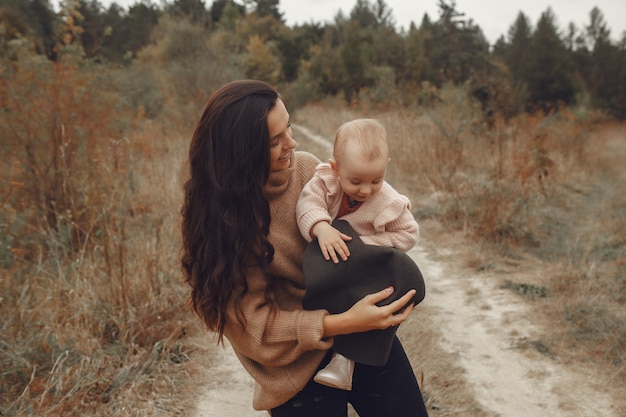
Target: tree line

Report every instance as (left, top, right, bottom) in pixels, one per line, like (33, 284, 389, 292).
(2, 0, 625, 119)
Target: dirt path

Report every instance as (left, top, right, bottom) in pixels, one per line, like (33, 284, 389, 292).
(193, 341, 266, 417)
(192, 125, 621, 417)
(409, 244, 617, 416)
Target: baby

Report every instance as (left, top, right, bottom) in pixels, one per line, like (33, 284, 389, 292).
(296, 118, 419, 390)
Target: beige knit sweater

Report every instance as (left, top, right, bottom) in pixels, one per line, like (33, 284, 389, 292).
(222, 151, 333, 411)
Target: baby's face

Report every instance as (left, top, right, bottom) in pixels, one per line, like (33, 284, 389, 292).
(332, 142, 388, 203)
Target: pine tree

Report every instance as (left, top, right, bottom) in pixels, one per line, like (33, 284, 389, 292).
(505, 12, 532, 83)
(401, 22, 428, 87)
(167, 0, 209, 26)
(525, 8, 577, 111)
(424, 0, 489, 86)
(583, 7, 623, 116)
(245, 0, 283, 22)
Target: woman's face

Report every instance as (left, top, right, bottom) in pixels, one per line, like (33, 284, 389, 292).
(267, 99, 297, 172)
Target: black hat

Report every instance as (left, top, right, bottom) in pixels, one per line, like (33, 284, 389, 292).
(302, 219, 425, 366)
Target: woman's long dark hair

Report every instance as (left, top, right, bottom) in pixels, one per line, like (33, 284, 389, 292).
(181, 80, 278, 341)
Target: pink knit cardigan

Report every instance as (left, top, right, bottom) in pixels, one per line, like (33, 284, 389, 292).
(296, 163, 419, 252)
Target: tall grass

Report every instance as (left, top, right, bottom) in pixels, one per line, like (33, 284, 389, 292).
(295, 85, 595, 246)
(0, 44, 203, 416)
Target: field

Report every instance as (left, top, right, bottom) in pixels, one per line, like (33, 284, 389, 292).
(1, 64, 625, 415)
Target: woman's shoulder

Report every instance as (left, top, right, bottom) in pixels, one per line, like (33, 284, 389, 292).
(295, 151, 320, 169)
(295, 151, 321, 180)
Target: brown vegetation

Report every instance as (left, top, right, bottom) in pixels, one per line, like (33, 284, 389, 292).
(1, 14, 624, 417)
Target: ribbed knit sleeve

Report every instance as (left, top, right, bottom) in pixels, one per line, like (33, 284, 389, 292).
(223, 267, 333, 366)
(295, 163, 340, 241)
(359, 187, 418, 251)
(342, 182, 419, 252)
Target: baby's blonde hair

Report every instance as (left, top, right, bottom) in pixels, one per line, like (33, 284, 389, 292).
(333, 118, 388, 162)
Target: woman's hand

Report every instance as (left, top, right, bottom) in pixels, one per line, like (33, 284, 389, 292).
(323, 286, 416, 337)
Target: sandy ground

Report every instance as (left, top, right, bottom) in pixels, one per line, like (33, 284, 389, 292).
(193, 340, 266, 417)
(410, 244, 617, 417)
(192, 125, 621, 417)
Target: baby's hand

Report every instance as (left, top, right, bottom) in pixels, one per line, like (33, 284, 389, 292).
(312, 222, 352, 263)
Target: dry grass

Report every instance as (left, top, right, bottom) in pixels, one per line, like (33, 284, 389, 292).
(0, 47, 204, 415)
(2, 48, 624, 415)
(0, 115, 203, 415)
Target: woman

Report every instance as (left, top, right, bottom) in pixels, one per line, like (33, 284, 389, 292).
(181, 80, 429, 417)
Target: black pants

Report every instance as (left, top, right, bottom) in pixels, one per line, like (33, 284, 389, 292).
(271, 337, 429, 417)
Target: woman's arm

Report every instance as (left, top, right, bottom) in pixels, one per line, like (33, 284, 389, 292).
(223, 267, 333, 367)
(223, 269, 415, 366)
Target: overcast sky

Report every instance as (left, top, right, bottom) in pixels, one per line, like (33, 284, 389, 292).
(56, 0, 626, 45)
(279, 0, 626, 43)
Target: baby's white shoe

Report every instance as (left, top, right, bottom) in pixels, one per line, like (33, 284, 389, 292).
(314, 353, 355, 391)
